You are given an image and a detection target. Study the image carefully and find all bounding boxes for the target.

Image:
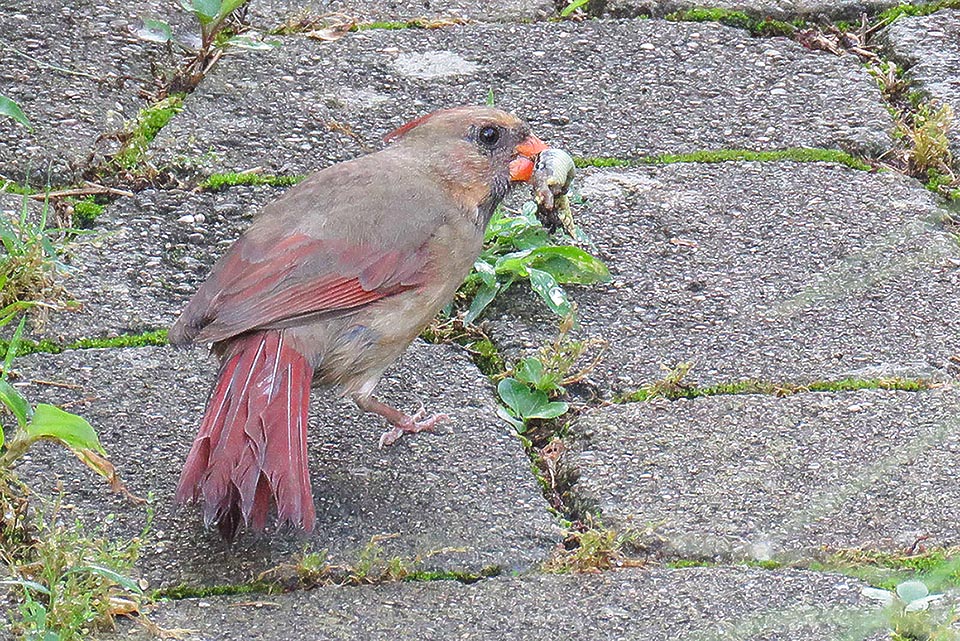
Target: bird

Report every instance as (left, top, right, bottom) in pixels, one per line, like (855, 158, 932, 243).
(168, 106, 549, 538)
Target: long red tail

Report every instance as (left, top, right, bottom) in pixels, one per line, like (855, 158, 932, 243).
(176, 330, 315, 538)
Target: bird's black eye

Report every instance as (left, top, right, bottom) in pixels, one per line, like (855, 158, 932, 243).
(477, 125, 501, 148)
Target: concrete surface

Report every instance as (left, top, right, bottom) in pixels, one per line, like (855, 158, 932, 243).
(488, 163, 960, 393)
(149, 19, 891, 181)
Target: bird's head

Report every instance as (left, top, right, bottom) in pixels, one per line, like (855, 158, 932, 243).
(385, 106, 549, 215)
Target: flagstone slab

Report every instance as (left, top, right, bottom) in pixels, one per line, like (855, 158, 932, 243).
(487, 162, 960, 394)
(247, 0, 557, 27)
(12, 342, 558, 588)
(568, 387, 960, 561)
(594, 0, 922, 21)
(0, 0, 178, 185)
(880, 9, 960, 155)
(150, 19, 892, 181)
(101, 567, 886, 641)
(25, 186, 281, 344)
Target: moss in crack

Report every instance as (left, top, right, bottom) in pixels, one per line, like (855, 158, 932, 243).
(111, 95, 185, 172)
(152, 580, 277, 600)
(0, 180, 36, 196)
(575, 148, 872, 171)
(1, 329, 169, 358)
(877, 0, 960, 25)
(199, 172, 305, 191)
(665, 8, 801, 37)
(810, 548, 960, 592)
(619, 376, 932, 403)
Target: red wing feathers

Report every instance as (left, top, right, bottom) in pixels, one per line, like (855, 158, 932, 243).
(170, 233, 431, 345)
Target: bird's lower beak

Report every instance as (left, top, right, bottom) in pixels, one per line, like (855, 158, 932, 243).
(508, 135, 550, 182)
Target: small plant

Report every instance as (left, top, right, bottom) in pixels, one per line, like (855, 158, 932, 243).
(1, 316, 144, 640)
(634, 362, 695, 401)
(461, 201, 609, 323)
(543, 519, 646, 573)
(0, 194, 75, 320)
(899, 102, 954, 176)
(495, 314, 605, 433)
(862, 580, 958, 640)
(135, 0, 276, 92)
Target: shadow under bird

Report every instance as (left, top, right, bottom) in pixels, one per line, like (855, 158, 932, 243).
(169, 106, 550, 539)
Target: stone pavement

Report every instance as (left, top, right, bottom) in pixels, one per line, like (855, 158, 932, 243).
(2, 1, 960, 639)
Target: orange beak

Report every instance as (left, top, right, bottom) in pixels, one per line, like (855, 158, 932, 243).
(508, 134, 549, 182)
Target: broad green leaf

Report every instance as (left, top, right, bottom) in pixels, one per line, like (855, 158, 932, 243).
(524, 245, 610, 284)
(497, 378, 567, 422)
(67, 565, 143, 594)
(133, 18, 172, 43)
(525, 400, 569, 420)
(464, 282, 499, 324)
(471, 259, 497, 287)
(0, 94, 31, 131)
(0, 379, 31, 433)
(494, 249, 534, 276)
(188, 0, 219, 22)
(515, 358, 545, 387)
(495, 406, 524, 432)
(528, 267, 572, 317)
(217, 0, 249, 19)
(25, 404, 105, 455)
(896, 580, 929, 604)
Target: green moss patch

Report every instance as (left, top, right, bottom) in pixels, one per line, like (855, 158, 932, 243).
(112, 95, 185, 171)
(575, 148, 872, 171)
(619, 377, 932, 403)
(665, 8, 801, 37)
(2, 328, 169, 358)
(199, 172, 305, 191)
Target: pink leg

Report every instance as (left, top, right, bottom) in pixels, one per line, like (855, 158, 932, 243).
(353, 395, 449, 448)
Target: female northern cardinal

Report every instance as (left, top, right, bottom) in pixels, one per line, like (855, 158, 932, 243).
(169, 106, 549, 538)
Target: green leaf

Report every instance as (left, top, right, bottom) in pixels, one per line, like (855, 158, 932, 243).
(528, 267, 572, 317)
(526, 400, 569, 420)
(0, 379, 31, 433)
(133, 18, 173, 43)
(25, 404, 105, 455)
(0, 94, 31, 131)
(217, 0, 249, 20)
(497, 378, 568, 422)
(486, 88, 495, 107)
(495, 406, 525, 432)
(3, 315, 26, 377)
(188, 0, 219, 22)
(0, 578, 51, 595)
(515, 358, 545, 387)
(560, 0, 589, 17)
(896, 580, 929, 604)
(494, 249, 534, 276)
(471, 259, 497, 287)
(524, 246, 610, 284)
(66, 565, 143, 594)
(464, 282, 500, 324)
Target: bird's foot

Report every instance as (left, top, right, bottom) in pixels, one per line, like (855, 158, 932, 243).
(378, 407, 449, 448)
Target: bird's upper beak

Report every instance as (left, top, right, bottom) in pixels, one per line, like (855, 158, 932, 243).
(508, 134, 549, 182)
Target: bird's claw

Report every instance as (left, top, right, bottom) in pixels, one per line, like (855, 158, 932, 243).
(378, 410, 449, 448)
